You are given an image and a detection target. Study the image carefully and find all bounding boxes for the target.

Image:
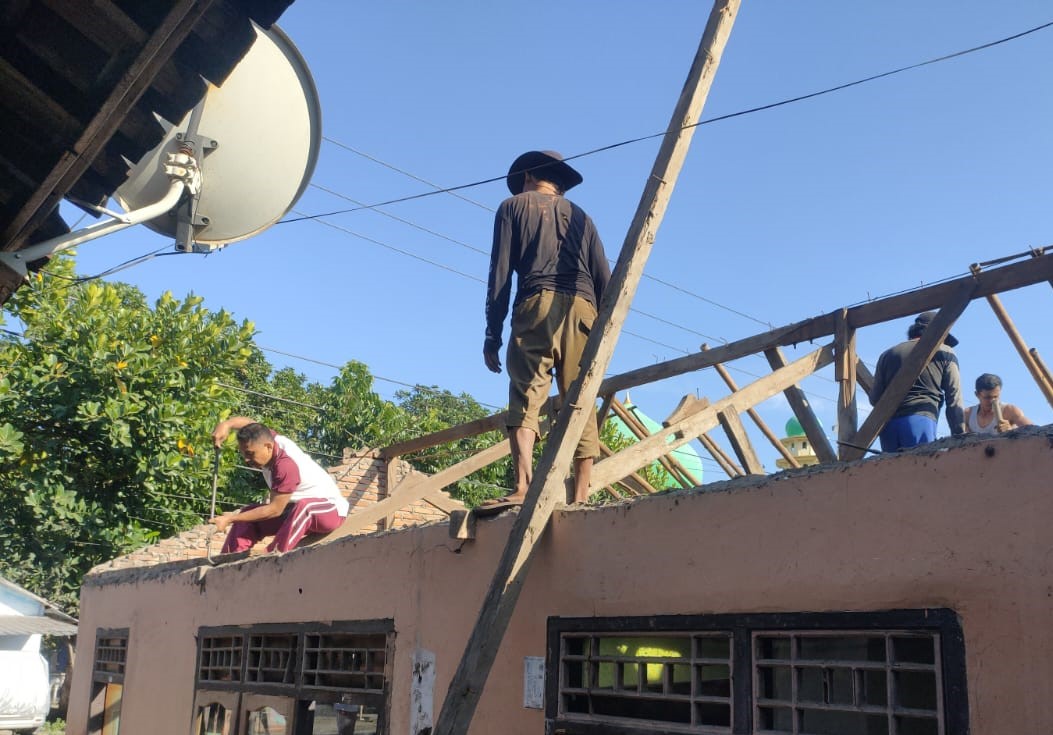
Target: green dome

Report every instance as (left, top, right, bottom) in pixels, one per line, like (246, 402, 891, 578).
(609, 401, 704, 486)
(785, 417, 805, 437)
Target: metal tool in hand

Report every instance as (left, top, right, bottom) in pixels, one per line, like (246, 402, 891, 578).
(206, 445, 221, 565)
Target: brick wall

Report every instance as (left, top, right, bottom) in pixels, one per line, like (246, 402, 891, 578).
(93, 449, 461, 572)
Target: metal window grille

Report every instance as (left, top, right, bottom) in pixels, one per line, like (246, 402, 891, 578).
(558, 632, 733, 732)
(199, 634, 244, 683)
(302, 632, 388, 692)
(247, 633, 298, 684)
(92, 632, 128, 680)
(753, 631, 943, 735)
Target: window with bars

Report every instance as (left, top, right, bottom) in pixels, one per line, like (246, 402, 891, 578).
(199, 634, 245, 683)
(247, 633, 298, 684)
(92, 629, 129, 681)
(302, 632, 387, 692)
(754, 632, 942, 735)
(194, 621, 393, 734)
(547, 610, 967, 735)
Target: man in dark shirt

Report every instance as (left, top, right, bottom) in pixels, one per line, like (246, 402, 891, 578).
(482, 150, 611, 510)
(869, 311, 966, 452)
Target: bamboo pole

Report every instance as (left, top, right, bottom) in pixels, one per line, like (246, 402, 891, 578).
(433, 5, 742, 731)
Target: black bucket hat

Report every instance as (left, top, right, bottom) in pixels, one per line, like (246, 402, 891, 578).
(913, 311, 959, 347)
(506, 150, 583, 195)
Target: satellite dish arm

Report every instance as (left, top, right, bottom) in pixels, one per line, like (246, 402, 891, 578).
(0, 150, 201, 278)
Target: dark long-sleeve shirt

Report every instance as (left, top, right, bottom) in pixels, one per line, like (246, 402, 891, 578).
(485, 191, 610, 349)
(869, 339, 966, 435)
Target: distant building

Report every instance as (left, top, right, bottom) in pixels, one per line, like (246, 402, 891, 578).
(776, 416, 820, 469)
(0, 577, 77, 732)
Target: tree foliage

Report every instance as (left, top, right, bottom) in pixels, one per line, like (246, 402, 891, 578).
(0, 260, 257, 611)
(0, 260, 514, 613)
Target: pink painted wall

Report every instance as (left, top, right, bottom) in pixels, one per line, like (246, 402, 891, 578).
(67, 430, 1053, 734)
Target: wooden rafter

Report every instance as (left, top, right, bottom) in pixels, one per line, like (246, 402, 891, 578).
(765, 347, 837, 463)
(717, 408, 764, 475)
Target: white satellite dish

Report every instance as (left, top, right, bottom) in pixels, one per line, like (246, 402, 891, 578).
(0, 22, 320, 276)
(116, 22, 321, 251)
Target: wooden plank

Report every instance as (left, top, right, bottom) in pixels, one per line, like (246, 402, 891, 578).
(834, 308, 858, 460)
(327, 440, 511, 540)
(421, 488, 464, 514)
(432, 5, 742, 732)
(591, 345, 834, 490)
(663, 394, 709, 428)
(1030, 348, 1053, 390)
(2, 0, 216, 252)
(855, 358, 875, 396)
(598, 253, 1053, 397)
(380, 412, 509, 459)
(698, 432, 742, 477)
(717, 408, 764, 475)
(708, 357, 800, 469)
(599, 443, 653, 496)
(764, 347, 837, 464)
(844, 281, 976, 460)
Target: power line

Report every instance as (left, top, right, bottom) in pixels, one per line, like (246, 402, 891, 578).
(282, 19, 1053, 224)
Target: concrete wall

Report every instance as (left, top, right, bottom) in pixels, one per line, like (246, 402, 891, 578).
(67, 430, 1053, 734)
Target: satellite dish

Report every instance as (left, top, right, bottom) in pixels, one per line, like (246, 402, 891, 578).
(116, 22, 321, 250)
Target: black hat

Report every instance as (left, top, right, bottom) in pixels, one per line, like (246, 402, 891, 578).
(506, 150, 583, 195)
(913, 311, 959, 347)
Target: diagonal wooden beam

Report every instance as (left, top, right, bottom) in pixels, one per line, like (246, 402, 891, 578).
(765, 347, 837, 463)
(592, 345, 834, 489)
(843, 280, 977, 460)
(855, 358, 875, 396)
(717, 408, 764, 475)
(698, 432, 743, 477)
(327, 440, 511, 540)
(432, 4, 742, 731)
(706, 353, 800, 469)
(603, 252, 1053, 397)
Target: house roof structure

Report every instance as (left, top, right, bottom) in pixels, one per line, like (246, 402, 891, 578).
(0, 0, 296, 304)
(0, 575, 77, 636)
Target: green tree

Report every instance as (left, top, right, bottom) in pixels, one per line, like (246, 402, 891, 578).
(392, 386, 512, 507)
(0, 260, 257, 611)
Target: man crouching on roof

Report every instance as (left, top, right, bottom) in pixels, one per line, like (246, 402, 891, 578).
(210, 417, 349, 554)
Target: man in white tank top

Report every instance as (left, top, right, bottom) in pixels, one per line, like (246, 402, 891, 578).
(210, 417, 349, 553)
(964, 373, 1032, 434)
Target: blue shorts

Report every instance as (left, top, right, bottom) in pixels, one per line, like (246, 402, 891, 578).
(879, 414, 937, 452)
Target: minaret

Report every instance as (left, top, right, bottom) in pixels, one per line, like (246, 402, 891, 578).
(775, 417, 820, 469)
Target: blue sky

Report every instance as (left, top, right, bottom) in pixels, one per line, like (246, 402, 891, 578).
(65, 1, 1053, 478)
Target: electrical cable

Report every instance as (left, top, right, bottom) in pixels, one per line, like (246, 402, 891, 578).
(282, 19, 1053, 224)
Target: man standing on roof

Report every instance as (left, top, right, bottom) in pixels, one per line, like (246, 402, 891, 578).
(210, 417, 349, 553)
(869, 312, 966, 452)
(482, 150, 611, 511)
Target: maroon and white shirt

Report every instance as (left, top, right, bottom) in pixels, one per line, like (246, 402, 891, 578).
(262, 433, 349, 517)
